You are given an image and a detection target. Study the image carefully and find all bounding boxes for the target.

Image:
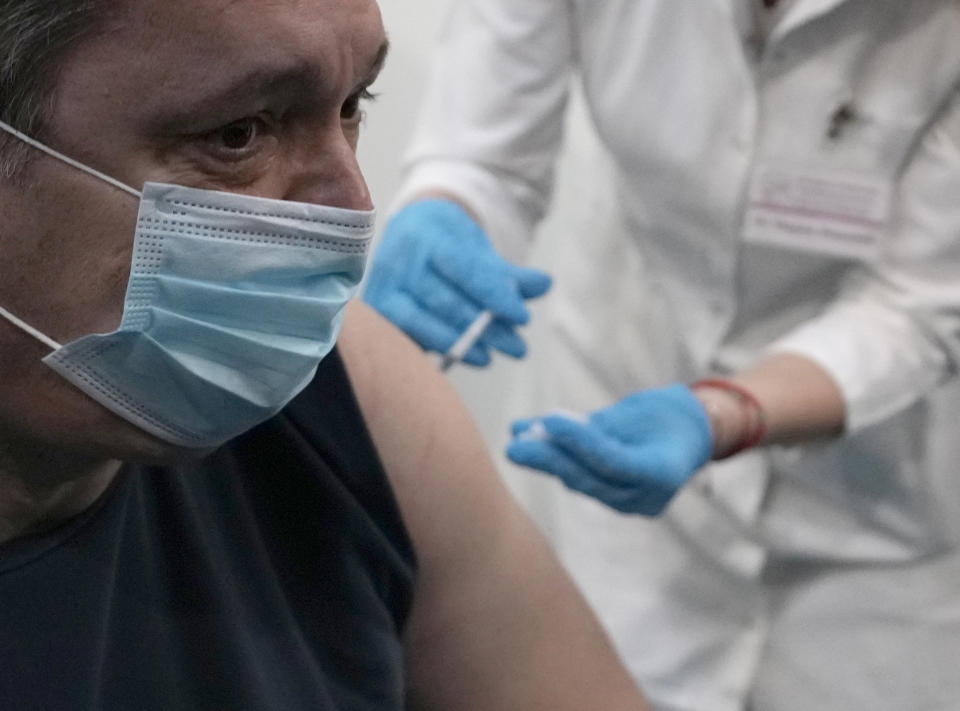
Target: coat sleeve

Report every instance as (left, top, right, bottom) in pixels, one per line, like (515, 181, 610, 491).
(767, 86, 960, 433)
(390, 0, 576, 263)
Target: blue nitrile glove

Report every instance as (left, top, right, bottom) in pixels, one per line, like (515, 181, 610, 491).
(363, 199, 552, 366)
(506, 385, 713, 516)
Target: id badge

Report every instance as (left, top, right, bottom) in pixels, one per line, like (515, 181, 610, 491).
(743, 163, 891, 261)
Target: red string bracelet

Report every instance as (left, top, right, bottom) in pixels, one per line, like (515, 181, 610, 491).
(691, 379, 768, 458)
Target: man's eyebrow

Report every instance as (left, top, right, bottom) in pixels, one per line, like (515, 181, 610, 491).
(151, 66, 324, 132)
(360, 39, 390, 88)
(152, 39, 390, 133)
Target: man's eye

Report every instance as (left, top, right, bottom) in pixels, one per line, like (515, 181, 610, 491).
(341, 89, 377, 121)
(209, 117, 264, 152)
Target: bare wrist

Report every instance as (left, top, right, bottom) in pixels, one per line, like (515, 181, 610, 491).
(691, 380, 767, 459)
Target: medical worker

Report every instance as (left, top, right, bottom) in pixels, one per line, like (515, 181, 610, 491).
(364, 1, 960, 709)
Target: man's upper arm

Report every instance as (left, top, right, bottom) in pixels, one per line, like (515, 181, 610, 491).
(338, 302, 647, 711)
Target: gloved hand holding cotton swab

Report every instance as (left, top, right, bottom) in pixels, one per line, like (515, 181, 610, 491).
(507, 386, 713, 516)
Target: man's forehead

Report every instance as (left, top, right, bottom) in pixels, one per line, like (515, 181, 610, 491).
(95, 0, 385, 88)
(50, 0, 386, 136)
(126, 0, 383, 38)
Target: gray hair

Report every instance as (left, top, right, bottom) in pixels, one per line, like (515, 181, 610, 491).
(0, 1, 106, 176)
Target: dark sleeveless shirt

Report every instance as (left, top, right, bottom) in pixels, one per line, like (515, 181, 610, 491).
(0, 348, 417, 710)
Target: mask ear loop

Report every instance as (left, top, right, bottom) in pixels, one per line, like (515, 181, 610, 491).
(0, 119, 142, 349)
(0, 119, 142, 199)
(0, 304, 62, 350)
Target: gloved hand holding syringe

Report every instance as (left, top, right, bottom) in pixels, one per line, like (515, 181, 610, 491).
(439, 310, 495, 372)
(363, 198, 553, 368)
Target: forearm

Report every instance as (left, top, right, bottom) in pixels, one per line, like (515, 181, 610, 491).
(694, 353, 845, 458)
(393, 0, 574, 261)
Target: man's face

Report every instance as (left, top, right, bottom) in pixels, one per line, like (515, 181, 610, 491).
(0, 0, 387, 461)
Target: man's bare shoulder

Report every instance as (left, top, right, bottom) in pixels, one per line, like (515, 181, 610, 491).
(336, 300, 501, 533)
(337, 299, 450, 436)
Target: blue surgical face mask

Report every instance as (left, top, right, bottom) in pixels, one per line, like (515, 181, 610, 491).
(0, 120, 374, 449)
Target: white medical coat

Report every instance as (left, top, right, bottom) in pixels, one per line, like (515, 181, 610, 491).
(394, 1, 960, 709)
